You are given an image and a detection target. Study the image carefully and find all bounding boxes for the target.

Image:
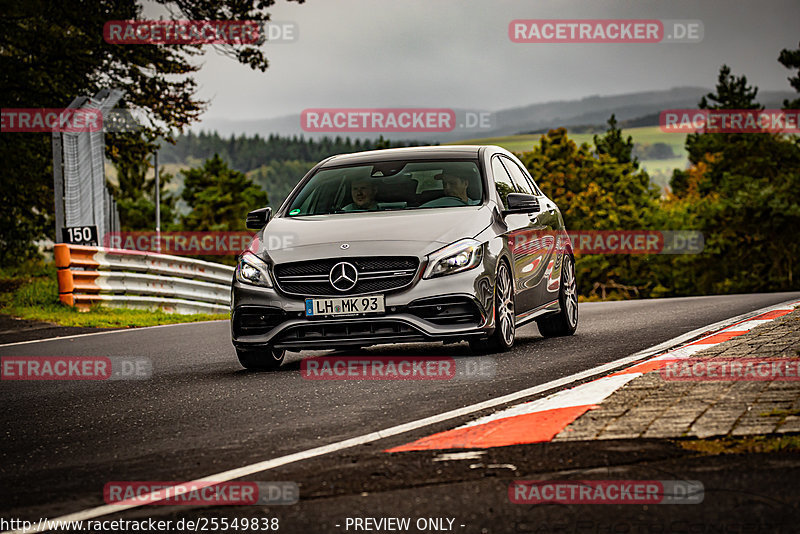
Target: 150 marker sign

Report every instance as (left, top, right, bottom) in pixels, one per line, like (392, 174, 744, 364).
(62, 225, 98, 246)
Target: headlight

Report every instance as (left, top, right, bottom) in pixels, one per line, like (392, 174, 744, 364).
(236, 253, 273, 287)
(423, 239, 484, 279)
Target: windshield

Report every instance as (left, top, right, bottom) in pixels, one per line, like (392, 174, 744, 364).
(285, 160, 483, 216)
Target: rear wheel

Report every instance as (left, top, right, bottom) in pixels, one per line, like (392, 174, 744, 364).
(236, 345, 285, 370)
(537, 254, 578, 337)
(470, 260, 515, 353)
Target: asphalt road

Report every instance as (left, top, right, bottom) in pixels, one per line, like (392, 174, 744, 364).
(2, 292, 799, 530)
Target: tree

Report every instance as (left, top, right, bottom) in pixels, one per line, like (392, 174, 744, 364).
(375, 135, 392, 150)
(593, 114, 638, 168)
(248, 159, 316, 208)
(698, 65, 760, 111)
(671, 65, 764, 196)
(0, 0, 304, 266)
(110, 162, 178, 232)
(517, 128, 662, 297)
(779, 41, 800, 109)
(106, 134, 180, 231)
(180, 154, 268, 232)
(667, 65, 800, 293)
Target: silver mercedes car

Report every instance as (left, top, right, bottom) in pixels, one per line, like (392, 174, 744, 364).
(231, 145, 577, 370)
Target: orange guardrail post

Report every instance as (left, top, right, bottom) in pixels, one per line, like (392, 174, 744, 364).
(55, 244, 74, 307)
(54, 243, 71, 269)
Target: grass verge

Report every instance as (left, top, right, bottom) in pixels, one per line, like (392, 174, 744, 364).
(677, 434, 800, 455)
(1, 260, 229, 328)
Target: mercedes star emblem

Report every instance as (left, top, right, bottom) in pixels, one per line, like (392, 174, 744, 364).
(329, 261, 358, 291)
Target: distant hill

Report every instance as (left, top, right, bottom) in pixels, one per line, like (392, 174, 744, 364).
(192, 87, 795, 142)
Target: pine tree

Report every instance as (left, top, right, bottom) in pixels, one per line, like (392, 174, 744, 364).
(778, 42, 800, 109)
(667, 65, 800, 293)
(593, 114, 638, 168)
(180, 155, 268, 233)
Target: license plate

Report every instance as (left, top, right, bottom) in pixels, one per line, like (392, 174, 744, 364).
(305, 295, 385, 317)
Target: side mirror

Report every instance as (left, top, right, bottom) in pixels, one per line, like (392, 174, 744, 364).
(246, 207, 272, 230)
(503, 193, 540, 214)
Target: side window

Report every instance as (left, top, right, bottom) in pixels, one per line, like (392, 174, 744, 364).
(491, 157, 516, 209)
(501, 156, 539, 195)
(525, 170, 543, 196)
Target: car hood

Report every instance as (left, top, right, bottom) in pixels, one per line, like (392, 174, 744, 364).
(251, 206, 492, 264)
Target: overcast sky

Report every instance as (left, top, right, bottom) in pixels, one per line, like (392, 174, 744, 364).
(145, 0, 799, 126)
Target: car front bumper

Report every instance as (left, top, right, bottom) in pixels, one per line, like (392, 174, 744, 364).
(231, 264, 497, 351)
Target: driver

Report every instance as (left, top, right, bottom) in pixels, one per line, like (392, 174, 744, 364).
(343, 177, 379, 211)
(435, 172, 479, 205)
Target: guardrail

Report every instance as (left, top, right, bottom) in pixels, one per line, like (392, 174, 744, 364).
(55, 244, 234, 315)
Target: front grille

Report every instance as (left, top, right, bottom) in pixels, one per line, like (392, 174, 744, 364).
(407, 296, 484, 326)
(273, 257, 419, 296)
(233, 307, 287, 337)
(274, 320, 425, 347)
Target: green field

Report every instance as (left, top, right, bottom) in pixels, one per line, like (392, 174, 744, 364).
(447, 126, 690, 192)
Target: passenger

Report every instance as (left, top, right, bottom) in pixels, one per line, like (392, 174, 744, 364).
(342, 177, 379, 211)
(435, 172, 480, 205)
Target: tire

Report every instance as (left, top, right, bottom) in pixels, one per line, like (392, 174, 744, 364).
(537, 254, 578, 337)
(236, 345, 285, 370)
(469, 260, 515, 353)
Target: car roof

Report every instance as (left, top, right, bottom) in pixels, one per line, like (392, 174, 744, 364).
(320, 145, 489, 167)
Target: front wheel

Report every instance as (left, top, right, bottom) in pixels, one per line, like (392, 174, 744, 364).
(236, 345, 285, 370)
(537, 254, 578, 337)
(470, 260, 515, 353)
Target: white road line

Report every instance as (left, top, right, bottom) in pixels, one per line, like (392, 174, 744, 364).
(718, 319, 773, 332)
(0, 320, 229, 348)
(456, 373, 642, 429)
(4, 298, 798, 534)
